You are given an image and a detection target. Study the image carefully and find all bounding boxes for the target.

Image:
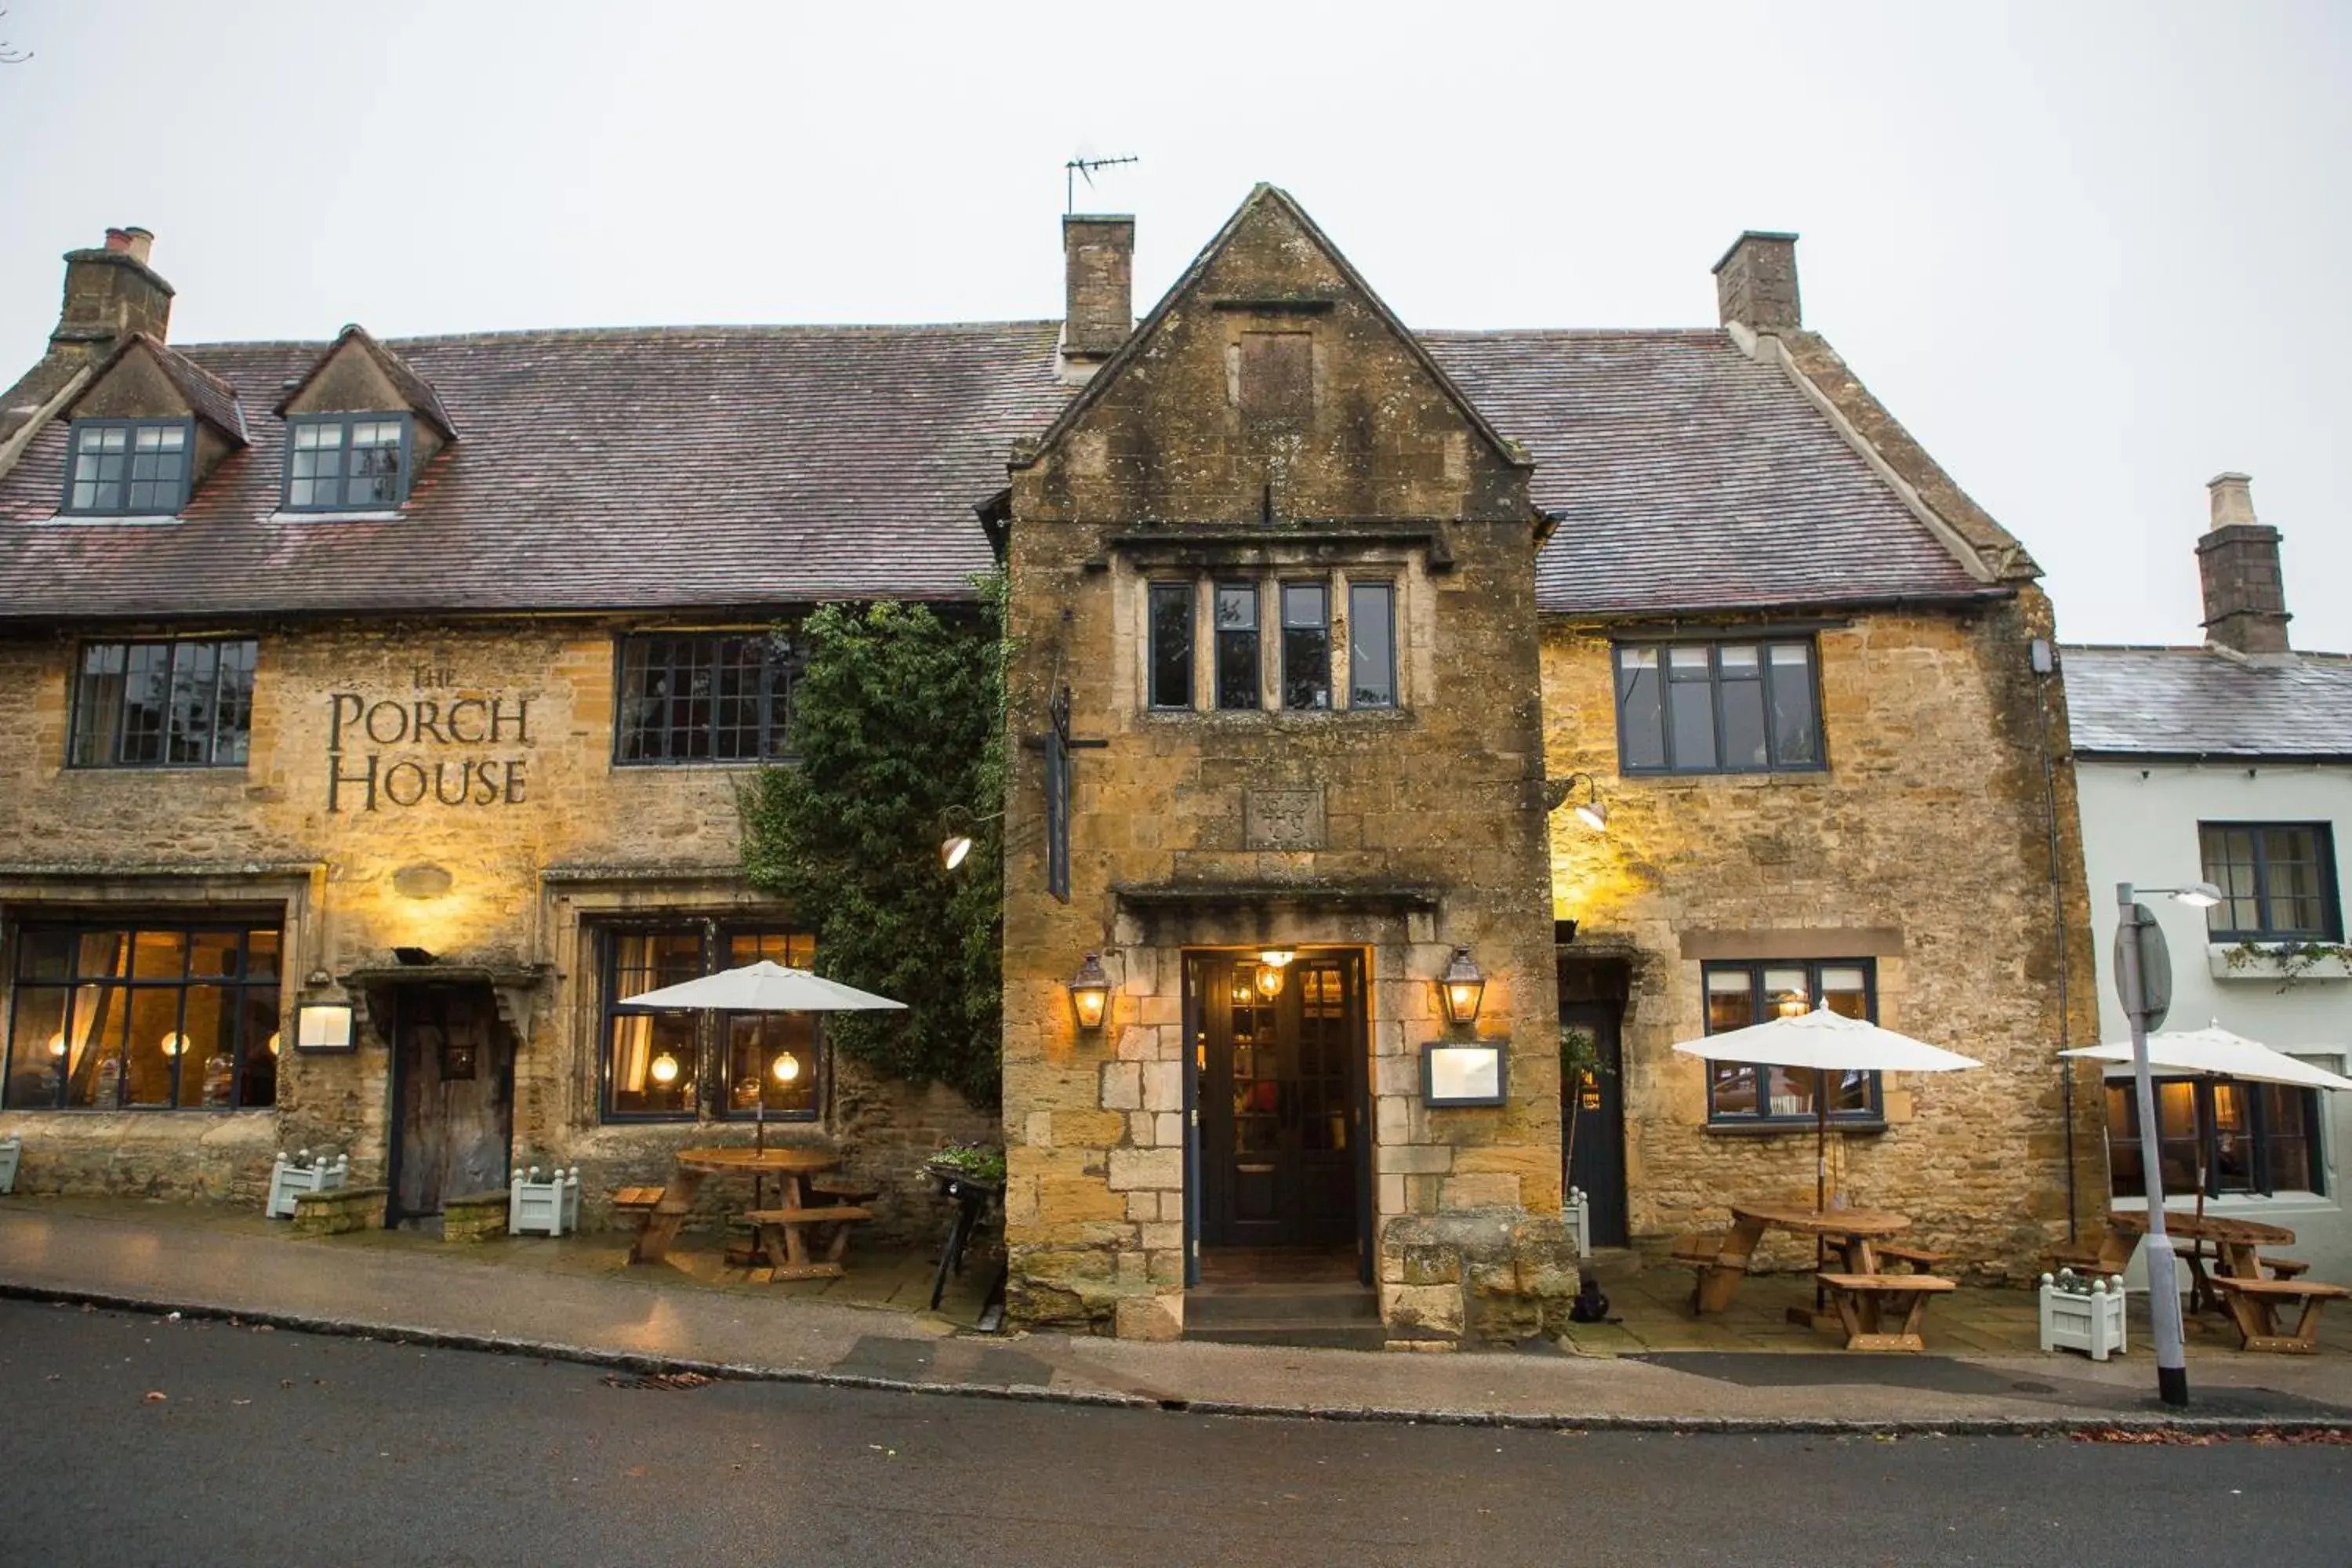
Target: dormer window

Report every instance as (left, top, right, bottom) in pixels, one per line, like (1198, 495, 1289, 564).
(63, 418, 193, 516)
(285, 413, 412, 510)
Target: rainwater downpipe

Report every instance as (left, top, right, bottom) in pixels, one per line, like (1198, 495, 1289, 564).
(2034, 641, 2079, 1242)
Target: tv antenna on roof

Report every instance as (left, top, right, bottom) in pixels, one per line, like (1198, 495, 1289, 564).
(1065, 154, 1139, 215)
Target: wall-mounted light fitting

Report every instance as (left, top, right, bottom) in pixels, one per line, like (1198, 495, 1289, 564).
(1438, 946, 1486, 1026)
(938, 806, 1007, 872)
(1069, 953, 1111, 1032)
(1544, 771, 1609, 833)
(1254, 948, 1296, 998)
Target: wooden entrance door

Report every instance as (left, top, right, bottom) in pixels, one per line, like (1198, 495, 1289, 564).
(1561, 998, 1628, 1248)
(1193, 951, 1365, 1252)
(390, 984, 513, 1221)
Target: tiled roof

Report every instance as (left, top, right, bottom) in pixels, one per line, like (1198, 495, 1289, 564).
(1424, 330, 1992, 616)
(2063, 644, 2352, 759)
(0, 324, 1069, 617)
(0, 321, 1993, 622)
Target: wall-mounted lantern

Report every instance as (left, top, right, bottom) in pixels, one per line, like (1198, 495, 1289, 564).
(1438, 946, 1486, 1027)
(294, 1001, 356, 1054)
(1544, 771, 1609, 833)
(1069, 953, 1111, 1032)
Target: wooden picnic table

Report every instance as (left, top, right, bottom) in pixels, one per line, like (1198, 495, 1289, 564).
(1678, 1202, 1914, 1317)
(2104, 1209, 2299, 1314)
(627, 1145, 843, 1270)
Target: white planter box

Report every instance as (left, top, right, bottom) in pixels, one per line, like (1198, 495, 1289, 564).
(1566, 1188, 1591, 1259)
(2039, 1274, 2128, 1361)
(2209, 944, 2350, 983)
(509, 1166, 581, 1237)
(267, 1150, 350, 1218)
(0, 1134, 20, 1194)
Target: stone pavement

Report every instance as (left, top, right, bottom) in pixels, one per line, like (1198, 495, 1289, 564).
(5, 1196, 2352, 1432)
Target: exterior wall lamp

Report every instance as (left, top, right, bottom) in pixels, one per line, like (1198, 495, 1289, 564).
(938, 806, 1005, 872)
(1544, 771, 1609, 833)
(1254, 948, 1295, 998)
(1069, 953, 1111, 1032)
(1438, 946, 1486, 1026)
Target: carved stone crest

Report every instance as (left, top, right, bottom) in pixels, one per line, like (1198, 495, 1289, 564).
(1243, 788, 1326, 850)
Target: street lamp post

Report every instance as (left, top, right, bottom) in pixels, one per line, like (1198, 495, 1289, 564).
(2112, 878, 2221, 1410)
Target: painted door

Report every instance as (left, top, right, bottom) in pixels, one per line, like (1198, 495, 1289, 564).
(1195, 952, 1364, 1250)
(390, 984, 513, 1221)
(1561, 999, 1628, 1248)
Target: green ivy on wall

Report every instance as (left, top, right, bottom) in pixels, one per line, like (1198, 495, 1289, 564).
(738, 584, 1005, 1105)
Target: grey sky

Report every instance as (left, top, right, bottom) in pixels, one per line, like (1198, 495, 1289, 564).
(2, 1, 2344, 651)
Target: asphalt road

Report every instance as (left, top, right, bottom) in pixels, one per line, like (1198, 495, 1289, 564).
(3, 1299, 2350, 1568)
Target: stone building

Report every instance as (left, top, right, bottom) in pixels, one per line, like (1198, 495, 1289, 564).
(0, 193, 2100, 1344)
(0, 227, 1022, 1236)
(2066, 474, 2352, 1282)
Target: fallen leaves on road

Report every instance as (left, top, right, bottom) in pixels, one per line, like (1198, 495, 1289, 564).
(143, 1391, 165, 1403)
(2072, 1426, 2352, 1446)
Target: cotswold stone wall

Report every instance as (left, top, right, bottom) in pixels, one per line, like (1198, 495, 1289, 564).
(1000, 191, 1568, 1339)
(0, 619, 992, 1225)
(1541, 594, 2107, 1278)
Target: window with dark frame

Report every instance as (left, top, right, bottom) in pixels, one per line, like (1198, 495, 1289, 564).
(2105, 1077, 2325, 1198)
(70, 637, 256, 769)
(1280, 581, 1330, 710)
(1616, 639, 1823, 775)
(615, 633, 798, 765)
(1702, 960, 1880, 1124)
(3, 924, 281, 1111)
(63, 418, 193, 516)
(285, 413, 412, 510)
(1148, 583, 1194, 710)
(598, 924, 821, 1122)
(2200, 822, 2341, 942)
(1214, 583, 1261, 710)
(1348, 579, 1396, 709)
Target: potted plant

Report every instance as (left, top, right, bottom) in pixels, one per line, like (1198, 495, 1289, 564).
(2038, 1269, 2128, 1361)
(266, 1149, 350, 1218)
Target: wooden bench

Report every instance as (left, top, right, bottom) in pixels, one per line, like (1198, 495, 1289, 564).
(611, 1185, 666, 1214)
(1815, 1272, 1957, 1352)
(742, 1204, 871, 1280)
(1668, 1230, 1755, 1315)
(2259, 1255, 2311, 1280)
(1875, 1243, 1953, 1274)
(809, 1175, 881, 1207)
(2211, 1276, 2350, 1353)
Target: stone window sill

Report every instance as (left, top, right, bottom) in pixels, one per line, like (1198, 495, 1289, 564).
(1703, 1120, 1887, 1138)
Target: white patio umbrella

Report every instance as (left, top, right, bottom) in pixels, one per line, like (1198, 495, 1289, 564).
(2060, 1023, 2352, 1214)
(616, 960, 908, 1015)
(1672, 1004, 1984, 1213)
(616, 960, 906, 1149)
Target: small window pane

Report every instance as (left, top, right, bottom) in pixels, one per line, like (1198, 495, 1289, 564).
(1767, 644, 1821, 767)
(1617, 648, 1664, 769)
(1215, 584, 1260, 710)
(1721, 671, 1767, 769)
(1281, 583, 1329, 711)
(1668, 674, 1717, 770)
(1348, 582, 1396, 708)
(1148, 583, 1194, 710)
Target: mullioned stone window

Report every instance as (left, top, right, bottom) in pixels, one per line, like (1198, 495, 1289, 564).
(68, 636, 256, 768)
(1614, 638, 1823, 775)
(1700, 959, 1880, 1125)
(613, 632, 798, 765)
(1146, 573, 1400, 714)
(2, 924, 280, 1111)
(599, 923, 819, 1122)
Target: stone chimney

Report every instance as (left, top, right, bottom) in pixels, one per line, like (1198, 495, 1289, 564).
(53, 226, 173, 357)
(2197, 471, 2292, 656)
(1712, 230, 1801, 333)
(1061, 214, 1134, 381)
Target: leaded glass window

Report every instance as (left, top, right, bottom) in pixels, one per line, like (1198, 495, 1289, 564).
(615, 633, 798, 765)
(69, 637, 256, 768)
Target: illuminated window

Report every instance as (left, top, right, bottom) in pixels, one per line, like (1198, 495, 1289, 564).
(1701, 960, 1879, 1124)
(4, 924, 280, 1111)
(2106, 1076, 2324, 1198)
(599, 924, 821, 1123)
